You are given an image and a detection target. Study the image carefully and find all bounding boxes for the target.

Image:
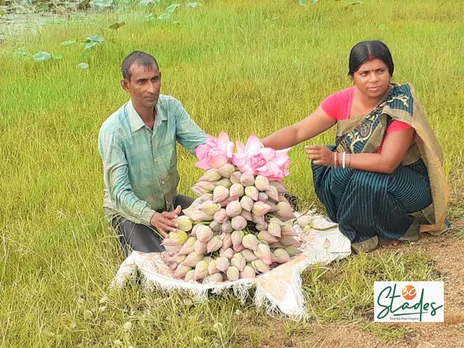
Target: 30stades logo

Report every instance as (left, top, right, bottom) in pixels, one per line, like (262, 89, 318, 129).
(374, 282, 444, 322)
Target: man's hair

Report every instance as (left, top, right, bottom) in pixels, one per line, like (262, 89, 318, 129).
(121, 51, 159, 80)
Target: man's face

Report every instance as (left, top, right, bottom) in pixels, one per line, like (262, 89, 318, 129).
(121, 63, 161, 109)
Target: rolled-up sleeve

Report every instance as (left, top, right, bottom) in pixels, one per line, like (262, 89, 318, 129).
(172, 100, 207, 155)
(98, 130, 155, 225)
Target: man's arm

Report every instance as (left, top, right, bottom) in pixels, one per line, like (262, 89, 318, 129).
(172, 99, 207, 154)
(99, 130, 156, 225)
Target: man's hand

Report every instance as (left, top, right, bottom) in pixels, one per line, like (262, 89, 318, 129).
(150, 205, 182, 238)
(305, 145, 335, 166)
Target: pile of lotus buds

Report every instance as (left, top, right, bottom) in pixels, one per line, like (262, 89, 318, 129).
(161, 163, 303, 283)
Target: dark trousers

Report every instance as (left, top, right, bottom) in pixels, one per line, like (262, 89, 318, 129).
(111, 195, 194, 256)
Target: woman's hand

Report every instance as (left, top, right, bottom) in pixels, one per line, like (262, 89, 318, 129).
(305, 145, 335, 166)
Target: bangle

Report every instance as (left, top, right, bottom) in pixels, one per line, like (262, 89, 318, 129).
(342, 152, 346, 169)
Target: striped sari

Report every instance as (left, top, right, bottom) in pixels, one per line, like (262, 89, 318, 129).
(311, 84, 448, 245)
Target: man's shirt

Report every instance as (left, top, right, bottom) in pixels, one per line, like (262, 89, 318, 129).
(98, 95, 207, 225)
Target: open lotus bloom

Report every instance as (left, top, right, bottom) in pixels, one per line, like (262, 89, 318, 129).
(195, 132, 234, 170)
(232, 135, 291, 181)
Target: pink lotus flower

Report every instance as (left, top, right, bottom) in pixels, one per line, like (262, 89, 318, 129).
(232, 135, 290, 181)
(195, 132, 234, 170)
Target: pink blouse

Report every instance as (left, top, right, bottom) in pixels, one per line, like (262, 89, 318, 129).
(321, 87, 411, 153)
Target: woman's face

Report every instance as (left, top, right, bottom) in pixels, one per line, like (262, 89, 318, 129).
(352, 59, 391, 99)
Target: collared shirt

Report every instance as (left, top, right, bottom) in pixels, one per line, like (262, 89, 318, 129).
(98, 95, 207, 225)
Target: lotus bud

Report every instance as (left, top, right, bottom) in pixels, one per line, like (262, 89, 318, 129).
(281, 224, 298, 236)
(182, 251, 204, 267)
(174, 264, 192, 279)
(267, 201, 278, 212)
(207, 235, 223, 253)
(176, 216, 193, 232)
(204, 256, 213, 263)
(280, 236, 301, 247)
(231, 230, 244, 250)
(231, 216, 247, 230)
(193, 260, 209, 281)
(229, 183, 245, 198)
(241, 249, 258, 262)
(268, 221, 282, 238)
(178, 236, 196, 253)
(198, 168, 221, 182)
(240, 265, 256, 279)
(161, 229, 188, 246)
(252, 202, 272, 217)
(220, 232, 233, 250)
(184, 269, 195, 282)
(200, 201, 221, 215)
(207, 260, 219, 275)
(242, 234, 259, 251)
(245, 186, 259, 201)
(284, 246, 301, 257)
(191, 185, 210, 196)
(240, 210, 252, 221)
(213, 208, 228, 223)
(177, 245, 194, 256)
(203, 273, 223, 283)
(269, 217, 284, 226)
(209, 220, 221, 232)
(251, 259, 270, 273)
(168, 254, 187, 264)
(240, 173, 255, 186)
(252, 213, 265, 225)
(196, 225, 214, 243)
(256, 243, 272, 265)
(217, 163, 236, 178)
(226, 266, 240, 281)
(215, 257, 230, 272)
(270, 180, 288, 193)
(163, 245, 182, 254)
(220, 196, 238, 208)
(226, 201, 242, 217)
(240, 196, 254, 212)
(255, 223, 268, 231)
(230, 171, 242, 184)
(221, 220, 233, 233)
(275, 202, 295, 220)
(273, 248, 290, 264)
(213, 186, 230, 203)
(269, 242, 284, 250)
(220, 247, 235, 259)
(265, 186, 279, 202)
(216, 178, 232, 188)
(297, 215, 313, 228)
(194, 240, 207, 255)
(257, 230, 279, 244)
(278, 195, 290, 204)
(254, 175, 270, 191)
(235, 244, 245, 252)
(258, 192, 269, 202)
(231, 253, 246, 271)
(195, 181, 217, 191)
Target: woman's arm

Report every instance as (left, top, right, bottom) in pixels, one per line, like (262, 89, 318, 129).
(307, 128, 415, 174)
(261, 107, 336, 150)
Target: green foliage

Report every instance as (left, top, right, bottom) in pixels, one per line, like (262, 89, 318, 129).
(1, 0, 463, 346)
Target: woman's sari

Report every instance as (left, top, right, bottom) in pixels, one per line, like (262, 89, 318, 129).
(311, 84, 449, 246)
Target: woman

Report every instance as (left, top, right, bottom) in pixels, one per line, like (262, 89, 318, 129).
(262, 40, 449, 252)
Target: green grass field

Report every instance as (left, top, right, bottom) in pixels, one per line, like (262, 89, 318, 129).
(1, 0, 463, 346)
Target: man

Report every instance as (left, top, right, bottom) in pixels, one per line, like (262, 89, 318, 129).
(98, 51, 206, 255)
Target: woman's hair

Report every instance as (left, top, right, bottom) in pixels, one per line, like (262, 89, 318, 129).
(348, 40, 394, 77)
